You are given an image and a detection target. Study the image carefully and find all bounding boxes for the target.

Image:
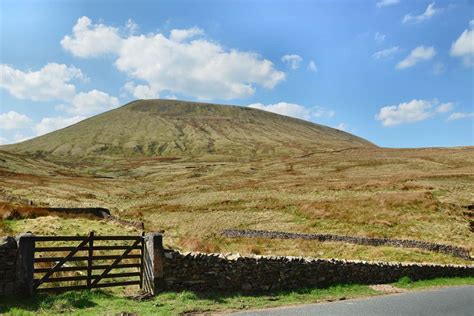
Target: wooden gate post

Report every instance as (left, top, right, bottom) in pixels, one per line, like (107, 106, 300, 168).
(15, 233, 35, 297)
(142, 233, 164, 295)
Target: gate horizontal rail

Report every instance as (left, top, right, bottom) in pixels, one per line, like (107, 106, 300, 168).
(35, 254, 141, 262)
(35, 280, 141, 293)
(36, 245, 141, 252)
(34, 263, 141, 273)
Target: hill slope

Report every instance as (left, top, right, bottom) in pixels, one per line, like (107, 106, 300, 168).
(2, 99, 375, 158)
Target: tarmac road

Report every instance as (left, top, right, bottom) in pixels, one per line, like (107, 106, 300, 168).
(232, 285, 474, 316)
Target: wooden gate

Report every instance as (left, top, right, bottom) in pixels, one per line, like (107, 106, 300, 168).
(33, 232, 144, 292)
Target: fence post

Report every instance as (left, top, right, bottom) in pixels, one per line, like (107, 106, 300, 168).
(15, 233, 35, 297)
(142, 232, 164, 296)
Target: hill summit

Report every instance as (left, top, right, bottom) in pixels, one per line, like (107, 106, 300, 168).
(2, 99, 375, 158)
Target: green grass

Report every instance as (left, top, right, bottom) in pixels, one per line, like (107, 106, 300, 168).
(2, 277, 474, 316)
(393, 276, 474, 290)
(0, 284, 378, 316)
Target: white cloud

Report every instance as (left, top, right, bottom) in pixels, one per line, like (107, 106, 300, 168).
(372, 46, 400, 60)
(0, 111, 32, 130)
(117, 34, 284, 100)
(396, 46, 436, 69)
(450, 20, 474, 67)
(0, 63, 83, 101)
(435, 102, 454, 113)
(281, 54, 303, 70)
(249, 102, 311, 120)
(124, 82, 160, 99)
(403, 2, 442, 24)
(374, 32, 386, 44)
(61, 16, 122, 58)
(125, 19, 138, 35)
(248, 102, 334, 121)
(169, 27, 204, 42)
(65, 90, 119, 115)
(376, 99, 453, 126)
(376, 0, 399, 8)
(448, 112, 474, 120)
(313, 106, 335, 118)
(35, 116, 85, 136)
(307, 60, 318, 72)
(62, 17, 285, 100)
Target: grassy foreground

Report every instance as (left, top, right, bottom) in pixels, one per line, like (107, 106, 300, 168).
(1, 277, 473, 316)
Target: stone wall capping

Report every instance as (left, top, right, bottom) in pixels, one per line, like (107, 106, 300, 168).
(164, 249, 474, 268)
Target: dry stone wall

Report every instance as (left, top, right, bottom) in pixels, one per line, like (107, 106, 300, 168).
(162, 250, 474, 293)
(222, 229, 472, 261)
(0, 237, 18, 296)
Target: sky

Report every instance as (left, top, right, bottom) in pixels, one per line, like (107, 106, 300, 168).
(0, 0, 473, 148)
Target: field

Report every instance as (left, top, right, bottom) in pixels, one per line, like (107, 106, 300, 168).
(1, 146, 473, 264)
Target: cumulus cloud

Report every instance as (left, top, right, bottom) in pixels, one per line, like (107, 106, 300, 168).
(376, 99, 453, 126)
(248, 102, 334, 121)
(169, 27, 204, 42)
(307, 60, 318, 72)
(281, 54, 303, 70)
(374, 32, 386, 44)
(396, 46, 436, 69)
(35, 116, 85, 136)
(65, 89, 119, 115)
(0, 63, 84, 101)
(123, 82, 160, 99)
(435, 102, 454, 113)
(0, 111, 32, 130)
(448, 112, 474, 120)
(376, 0, 399, 8)
(61, 16, 122, 58)
(62, 17, 285, 100)
(125, 19, 138, 35)
(403, 2, 442, 24)
(372, 46, 400, 60)
(450, 20, 474, 67)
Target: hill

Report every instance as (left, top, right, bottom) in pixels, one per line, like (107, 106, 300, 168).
(1, 99, 375, 159)
(0, 100, 472, 265)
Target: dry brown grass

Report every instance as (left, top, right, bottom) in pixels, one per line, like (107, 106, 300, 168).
(0, 146, 473, 264)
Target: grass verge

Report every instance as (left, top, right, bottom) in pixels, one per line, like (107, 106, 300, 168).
(0, 284, 378, 316)
(393, 276, 474, 290)
(1, 277, 473, 315)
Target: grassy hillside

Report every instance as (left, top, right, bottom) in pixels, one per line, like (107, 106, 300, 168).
(0, 99, 472, 264)
(1, 99, 374, 159)
(0, 146, 472, 264)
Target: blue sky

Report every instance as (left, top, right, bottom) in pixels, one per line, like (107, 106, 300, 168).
(0, 0, 473, 148)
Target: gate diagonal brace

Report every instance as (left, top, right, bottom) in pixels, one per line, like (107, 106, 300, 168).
(91, 238, 142, 287)
(34, 237, 90, 289)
